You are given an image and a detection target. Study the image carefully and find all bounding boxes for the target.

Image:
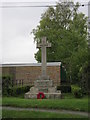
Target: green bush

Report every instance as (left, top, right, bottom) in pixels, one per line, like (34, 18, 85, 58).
(72, 85, 83, 98)
(3, 84, 31, 97)
(2, 75, 13, 96)
(57, 85, 71, 93)
(11, 86, 31, 97)
(74, 89, 83, 98)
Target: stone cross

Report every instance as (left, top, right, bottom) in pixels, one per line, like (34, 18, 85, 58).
(37, 37, 51, 80)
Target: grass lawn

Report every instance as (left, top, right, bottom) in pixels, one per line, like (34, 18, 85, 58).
(2, 109, 88, 118)
(2, 97, 88, 112)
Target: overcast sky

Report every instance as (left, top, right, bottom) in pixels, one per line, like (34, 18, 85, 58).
(0, 0, 89, 64)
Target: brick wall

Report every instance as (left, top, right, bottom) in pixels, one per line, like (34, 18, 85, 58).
(2, 67, 10, 75)
(2, 63, 61, 86)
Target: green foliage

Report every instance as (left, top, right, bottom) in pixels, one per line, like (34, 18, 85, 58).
(61, 93, 74, 99)
(2, 77, 31, 97)
(57, 85, 71, 93)
(32, 1, 88, 91)
(74, 89, 83, 98)
(78, 62, 89, 94)
(11, 86, 31, 97)
(72, 85, 83, 98)
(2, 75, 13, 96)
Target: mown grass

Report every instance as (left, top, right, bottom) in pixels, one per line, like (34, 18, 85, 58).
(2, 109, 88, 118)
(2, 97, 88, 112)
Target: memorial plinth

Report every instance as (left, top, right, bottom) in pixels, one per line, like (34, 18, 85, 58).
(25, 79, 61, 99)
(25, 37, 61, 99)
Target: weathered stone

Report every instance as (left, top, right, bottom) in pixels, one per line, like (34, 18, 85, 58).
(30, 87, 38, 93)
(37, 37, 51, 80)
(25, 79, 61, 99)
(25, 93, 37, 99)
(34, 80, 53, 87)
(25, 37, 61, 99)
(48, 87, 57, 93)
(25, 92, 61, 99)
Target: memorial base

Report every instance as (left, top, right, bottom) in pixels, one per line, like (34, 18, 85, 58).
(25, 80, 61, 99)
(25, 92, 61, 99)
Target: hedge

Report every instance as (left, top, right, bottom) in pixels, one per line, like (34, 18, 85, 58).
(3, 85, 32, 97)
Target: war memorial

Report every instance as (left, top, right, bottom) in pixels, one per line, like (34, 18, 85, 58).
(25, 37, 61, 99)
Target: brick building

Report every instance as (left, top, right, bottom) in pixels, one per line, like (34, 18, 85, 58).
(2, 62, 62, 86)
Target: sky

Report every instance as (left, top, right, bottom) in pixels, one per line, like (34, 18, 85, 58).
(0, 0, 89, 64)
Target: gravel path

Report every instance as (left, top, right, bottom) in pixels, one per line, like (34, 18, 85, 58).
(2, 106, 89, 117)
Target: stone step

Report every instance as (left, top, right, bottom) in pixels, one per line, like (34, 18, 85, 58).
(25, 92, 61, 99)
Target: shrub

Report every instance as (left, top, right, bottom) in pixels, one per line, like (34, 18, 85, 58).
(74, 89, 83, 98)
(2, 82, 31, 97)
(11, 86, 31, 97)
(57, 85, 71, 93)
(72, 85, 83, 98)
(2, 75, 13, 96)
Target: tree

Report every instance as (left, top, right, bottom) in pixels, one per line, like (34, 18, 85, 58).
(32, 2, 88, 86)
